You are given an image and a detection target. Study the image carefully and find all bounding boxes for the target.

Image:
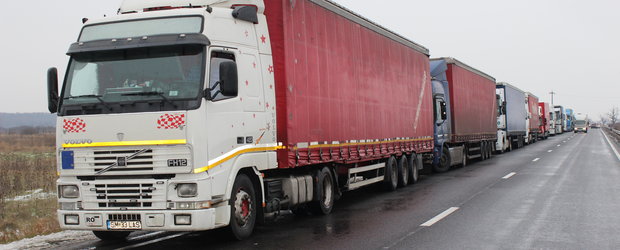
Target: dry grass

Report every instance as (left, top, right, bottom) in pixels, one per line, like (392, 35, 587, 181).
(0, 199, 59, 244)
(0, 133, 59, 244)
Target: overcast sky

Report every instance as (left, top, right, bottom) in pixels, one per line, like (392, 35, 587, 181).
(0, 0, 617, 120)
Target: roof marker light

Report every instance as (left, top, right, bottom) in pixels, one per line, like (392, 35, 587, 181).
(81, 18, 88, 24)
(142, 36, 148, 40)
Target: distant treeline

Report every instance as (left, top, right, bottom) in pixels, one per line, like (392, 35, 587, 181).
(0, 126, 55, 135)
(0, 113, 55, 129)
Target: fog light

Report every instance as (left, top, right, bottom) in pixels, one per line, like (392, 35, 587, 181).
(59, 185, 79, 198)
(65, 214, 79, 225)
(60, 202, 77, 210)
(176, 183, 198, 198)
(174, 215, 191, 225)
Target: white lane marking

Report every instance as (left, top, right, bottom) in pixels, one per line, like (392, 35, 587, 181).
(563, 141, 566, 143)
(548, 150, 553, 153)
(557, 144, 561, 147)
(420, 207, 460, 227)
(502, 172, 517, 179)
(601, 130, 620, 162)
(533, 158, 540, 162)
(117, 232, 189, 250)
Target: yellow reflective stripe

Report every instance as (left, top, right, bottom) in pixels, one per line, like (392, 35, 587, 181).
(62, 139, 187, 148)
(194, 146, 285, 174)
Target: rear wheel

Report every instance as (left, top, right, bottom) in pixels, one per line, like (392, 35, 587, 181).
(310, 167, 335, 215)
(481, 141, 487, 160)
(397, 155, 409, 187)
(227, 174, 257, 240)
(433, 147, 451, 173)
(92, 231, 130, 241)
(384, 156, 398, 191)
(461, 146, 468, 167)
(407, 153, 419, 184)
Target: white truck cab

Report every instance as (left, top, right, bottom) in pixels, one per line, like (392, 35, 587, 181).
(48, 0, 278, 240)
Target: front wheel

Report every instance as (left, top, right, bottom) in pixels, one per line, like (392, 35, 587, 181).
(92, 231, 130, 241)
(227, 174, 257, 240)
(433, 147, 451, 173)
(310, 167, 335, 215)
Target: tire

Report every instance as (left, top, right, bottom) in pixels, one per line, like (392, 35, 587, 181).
(407, 153, 419, 184)
(487, 142, 493, 159)
(92, 231, 130, 241)
(433, 146, 451, 173)
(227, 174, 257, 240)
(481, 141, 488, 160)
(310, 167, 335, 215)
(384, 156, 398, 191)
(397, 155, 409, 187)
(461, 146, 468, 167)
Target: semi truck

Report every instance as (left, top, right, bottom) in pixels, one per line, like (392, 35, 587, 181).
(525, 92, 540, 144)
(554, 105, 565, 134)
(574, 113, 589, 133)
(46, 0, 434, 240)
(496, 82, 527, 152)
(429, 58, 497, 172)
(538, 102, 551, 139)
(565, 108, 575, 132)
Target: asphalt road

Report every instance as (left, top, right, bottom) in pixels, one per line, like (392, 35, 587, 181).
(30, 130, 620, 250)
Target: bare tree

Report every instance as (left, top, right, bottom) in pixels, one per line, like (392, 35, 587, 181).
(599, 115, 609, 126)
(609, 107, 619, 127)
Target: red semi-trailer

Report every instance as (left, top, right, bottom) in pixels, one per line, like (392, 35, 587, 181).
(430, 58, 497, 171)
(525, 92, 540, 144)
(266, 0, 434, 171)
(538, 102, 552, 139)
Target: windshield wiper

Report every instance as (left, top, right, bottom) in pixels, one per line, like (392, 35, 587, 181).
(122, 91, 178, 108)
(64, 95, 112, 111)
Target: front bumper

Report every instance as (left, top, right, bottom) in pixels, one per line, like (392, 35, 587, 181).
(58, 206, 229, 231)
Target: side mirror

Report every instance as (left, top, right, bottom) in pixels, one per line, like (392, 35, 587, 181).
(47, 67, 59, 113)
(219, 61, 238, 97)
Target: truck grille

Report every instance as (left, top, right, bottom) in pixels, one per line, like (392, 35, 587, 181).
(93, 149, 154, 172)
(68, 145, 192, 175)
(95, 183, 154, 208)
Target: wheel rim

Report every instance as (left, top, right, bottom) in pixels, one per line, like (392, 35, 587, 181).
(234, 189, 253, 227)
(322, 174, 333, 208)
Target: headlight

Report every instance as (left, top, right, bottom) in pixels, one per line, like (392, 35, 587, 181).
(177, 183, 198, 198)
(59, 185, 79, 198)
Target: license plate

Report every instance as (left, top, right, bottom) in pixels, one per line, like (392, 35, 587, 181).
(107, 220, 142, 230)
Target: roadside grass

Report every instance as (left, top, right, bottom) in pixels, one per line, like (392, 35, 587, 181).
(0, 133, 59, 244)
(0, 198, 59, 244)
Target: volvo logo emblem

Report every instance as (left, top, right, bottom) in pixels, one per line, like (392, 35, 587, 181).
(117, 133, 125, 141)
(117, 157, 127, 167)
(64, 139, 93, 145)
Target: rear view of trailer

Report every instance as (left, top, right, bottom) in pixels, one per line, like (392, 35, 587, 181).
(264, 0, 434, 169)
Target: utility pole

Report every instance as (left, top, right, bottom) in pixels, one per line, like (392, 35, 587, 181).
(549, 90, 556, 107)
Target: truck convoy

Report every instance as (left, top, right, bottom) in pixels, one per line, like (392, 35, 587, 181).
(496, 83, 527, 152)
(574, 113, 589, 133)
(538, 102, 552, 139)
(44, 0, 573, 241)
(525, 92, 540, 144)
(429, 58, 497, 172)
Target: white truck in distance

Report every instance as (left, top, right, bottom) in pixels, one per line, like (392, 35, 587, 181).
(574, 113, 589, 133)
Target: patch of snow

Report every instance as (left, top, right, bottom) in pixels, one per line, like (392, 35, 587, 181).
(4, 189, 56, 202)
(0, 230, 96, 250)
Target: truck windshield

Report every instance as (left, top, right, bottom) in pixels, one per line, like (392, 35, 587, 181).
(575, 120, 587, 126)
(60, 44, 205, 116)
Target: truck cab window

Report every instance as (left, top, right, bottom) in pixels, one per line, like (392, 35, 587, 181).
(209, 52, 237, 101)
